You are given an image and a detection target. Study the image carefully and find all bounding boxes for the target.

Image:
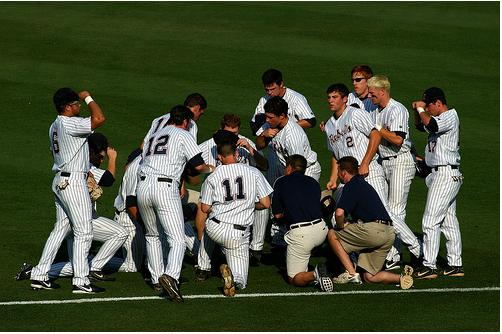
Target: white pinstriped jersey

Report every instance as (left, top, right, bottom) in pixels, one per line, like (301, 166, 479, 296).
(324, 105, 378, 163)
(252, 87, 315, 135)
(49, 116, 92, 173)
(144, 113, 198, 143)
(139, 125, 201, 182)
(270, 119, 318, 167)
(198, 134, 258, 167)
(371, 98, 412, 158)
(347, 92, 378, 113)
(424, 108, 461, 167)
(201, 164, 273, 227)
(114, 155, 141, 212)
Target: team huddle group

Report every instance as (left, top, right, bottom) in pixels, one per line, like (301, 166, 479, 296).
(16, 65, 464, 301)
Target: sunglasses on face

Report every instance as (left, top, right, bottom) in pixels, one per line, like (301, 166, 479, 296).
(352, 77, 365, 83)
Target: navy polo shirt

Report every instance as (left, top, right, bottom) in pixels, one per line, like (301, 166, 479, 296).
(272, 171, 322, 225)
(337, 175, 391, 222)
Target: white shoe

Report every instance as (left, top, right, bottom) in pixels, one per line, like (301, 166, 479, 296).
(333, 271, 362, 284)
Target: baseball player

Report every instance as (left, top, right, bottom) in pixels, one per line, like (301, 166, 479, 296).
(200, 138, 273, 296)
(250, 69, 316, 185)
(137, 105, 214, 303)
(412, 87, 463, 279)
(29, 88, 106, 294)
(367, 75, 422, 269)
(347, 65, 379, 113)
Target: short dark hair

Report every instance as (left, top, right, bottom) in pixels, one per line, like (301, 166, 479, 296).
(337, 156, 359, 175)
(213, 129, 239, 147)
(326, 83, 350, 98)
(53, 87, 79, 113)
(220, 114, 241, 129)
(262, 68, 283, 86)
(351, 65, 373, 79)
(216, 139, 237, 157)
(423, 87, 447, 105)
(285, 154, 307, 174)
(88, 132, 109, 155)
(264, 96, 288, 117)
(184, 93, 207, 110)
(168, 105, 192, 125)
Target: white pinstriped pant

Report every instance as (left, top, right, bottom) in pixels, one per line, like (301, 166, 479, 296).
(49, 214, 128, 278)
(422, 167, 463, 268)
(366, 160, 421, 259)
(137, 177, 185, 284)
(381, 153, 421, 261)
(249, 209, 270, 252)
(31, 173, 93, 286)
(205, 219, 251, 289)
(113, 211, 145, 272)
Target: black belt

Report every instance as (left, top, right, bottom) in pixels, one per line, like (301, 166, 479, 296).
(140, 176, 173, 183)
(60, 172, 71, 177)
(115, 209, 125, 215)
(357, 219, 393, 226)
(289, 219, 322, 230)
(432, 165, 459, 171)
(210, 217, 247, 231)
(381, 155, 398, 161)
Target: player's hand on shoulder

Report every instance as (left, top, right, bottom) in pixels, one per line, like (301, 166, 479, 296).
(79, 90, 91, 100)
(237, 138, 251, 151)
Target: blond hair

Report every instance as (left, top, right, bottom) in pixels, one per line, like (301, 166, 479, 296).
(367, 75, 391, 94)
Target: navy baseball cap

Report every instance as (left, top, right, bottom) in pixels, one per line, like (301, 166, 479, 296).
(53, 87, 79, 109)
(422, 87, 446, 105)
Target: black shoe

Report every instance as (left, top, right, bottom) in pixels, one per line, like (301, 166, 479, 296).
(384, 259, 401, 271)
(72, 284, 106, 294)
(413, 266, 438, 279)
(159, 274, 183, 302)
(152, 283, 162, 292)
(249, 250, 262, 267)
(442, 265, 464, 277)
(89, 270, 116, 282)
(31, 279, 60, 290)
(178, 276, 189, 285)
(195, 268, 211, 282)
(15, 262, 33, 281)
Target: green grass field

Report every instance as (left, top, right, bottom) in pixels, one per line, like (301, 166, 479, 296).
(0, 2, 499, 331)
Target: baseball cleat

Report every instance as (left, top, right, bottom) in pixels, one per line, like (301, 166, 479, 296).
(332, 271, 363, 285)
(249, 249, 262, 267)
(152, 283, 162, 293)
(314, 264, 334, 292)
(195, 268, 211, 282)
(399, 265, 414, 290)
(413, 266, 438, 279)
(159, 274, 184, 303)
(31, 279, 60, 290)
(72, 284, 106, 294)
(442, 265, 464, 277)
(89, 270, 116, 282)
(384, 259, 402, 271)
(15, 262, 33, 281)
(220, 264, 236, 297)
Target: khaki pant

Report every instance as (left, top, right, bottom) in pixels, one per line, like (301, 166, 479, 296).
(335, 222, 395, 275)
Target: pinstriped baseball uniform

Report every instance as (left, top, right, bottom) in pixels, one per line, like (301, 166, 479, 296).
(200, 163, 273, 289)
(48, 165, 128, 278)
(252, 87, 316, 186)
(347, 92, 379, 113)
(372, 99, 421, 260)
(197, 135, 269, 270)
(113, 155, 145, 272)
(137, 125, 201, 284)
(422, 108, 462, 269)
(31, 115, 93, 286)
(145, 113, 198, 142)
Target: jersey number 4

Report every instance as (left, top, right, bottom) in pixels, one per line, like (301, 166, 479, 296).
(222, 177, 245, 202)
(145, 135, 170, 156)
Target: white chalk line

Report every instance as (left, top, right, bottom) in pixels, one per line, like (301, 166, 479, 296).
(0, 286, 498, 306)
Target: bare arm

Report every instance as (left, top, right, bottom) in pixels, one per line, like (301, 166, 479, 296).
(297, 119, 313, 129)
(105, 147, 117, 177)
(79, 91, 106, 130)
(378, 128, 404, 147)
(327, 155, 339, 190)
(359, 129, 381, 177)
(201, 203, 212, 214)
(334, 208, 346, 230)
(255, 195, 271, 210)
(237, 138, 268, 171)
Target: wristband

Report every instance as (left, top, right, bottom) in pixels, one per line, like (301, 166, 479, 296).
(417, 107, 425, 113)
(84, 96, 94, 105)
